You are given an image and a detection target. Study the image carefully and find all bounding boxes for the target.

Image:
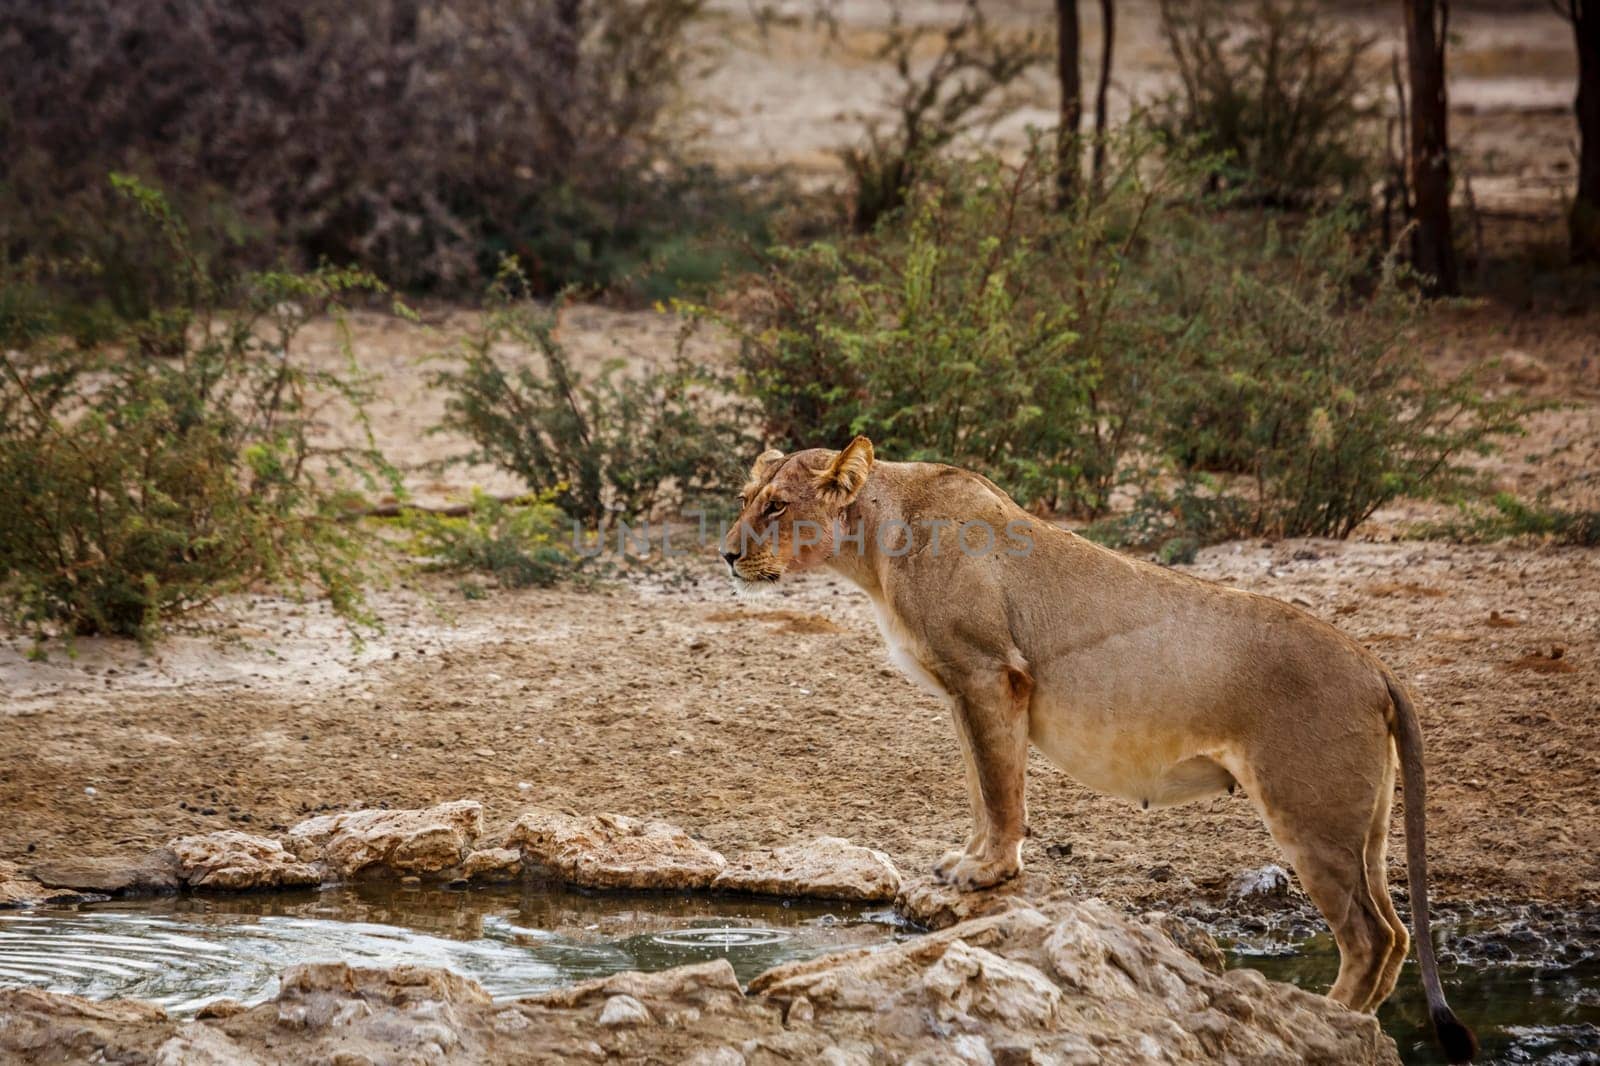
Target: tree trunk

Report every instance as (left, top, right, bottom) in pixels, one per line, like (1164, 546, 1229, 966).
(1402, 0, 1459, 295)
(550, 0, 583, 162)
(1572, 1, 1600, 263)
(390, 0, 419, 45)
(1091, 0, 1115, 192)
(1056, 0, 1082, 206)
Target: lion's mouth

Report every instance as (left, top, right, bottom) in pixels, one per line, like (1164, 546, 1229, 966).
(730, 569, 782, 595)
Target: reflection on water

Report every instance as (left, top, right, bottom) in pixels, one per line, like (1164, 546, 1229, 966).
(3, 883, 1595, 1064)
(1220, 905, 1600, 1066)
(0, 882, 909, 1016)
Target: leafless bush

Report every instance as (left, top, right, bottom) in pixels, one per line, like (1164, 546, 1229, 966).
(0, 0, 704, 291)
(840, 0, 1049, 232)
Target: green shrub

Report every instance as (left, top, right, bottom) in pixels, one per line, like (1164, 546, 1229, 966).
(399, 491, 576, 590)
(703, 137, 1194, 517)
(709, 138, 1527, 542)
(436, 265, 756, 527)
(1414, 493, 1600, 547)
(1153, 0, 1380, 207)
(1141, 212, 1528, 540)
(0, 178, 395, 642)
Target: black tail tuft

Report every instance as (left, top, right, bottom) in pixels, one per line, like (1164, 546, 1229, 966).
(1432, 1007, 1478, 1064)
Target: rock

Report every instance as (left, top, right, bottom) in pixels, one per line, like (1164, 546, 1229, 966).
(754, 899, 1400, 1064)
(597, 993, 652, 1027)
(522, 958, 744, 1011)
(1228, 864, 1291, 901)
(0, 859, 106, 908)
(167, 831, 322, 891)
(713, 837, 900, 901)
(685, 1048, 746, 1066)
(31, 850, 181, 896)
(154, 1025, 265, 1065)
(923, 940, 1065, 1029)
(1146, 912, 1228, 975)
(460, 847, 523, 883)
(0, 902, 1401, 1066)
(506, 808, 726, 890)
(1500, 349, 1550, 385)
(278, 960, 493, 1009)
(195, 998, 250, 1020)
(894, 873, 1054, 930)
(286, 800, 482, 880)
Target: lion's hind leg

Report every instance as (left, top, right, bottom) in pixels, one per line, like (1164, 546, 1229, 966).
(1243, 751, 1402, 1012)
(1362, 751, 1410, 1012)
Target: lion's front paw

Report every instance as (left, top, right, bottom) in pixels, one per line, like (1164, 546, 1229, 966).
(944, 855, 1021, 892)
(932, 850, 966, 883)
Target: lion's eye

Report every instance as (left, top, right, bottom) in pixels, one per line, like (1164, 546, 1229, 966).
(764, 500, 787, 518)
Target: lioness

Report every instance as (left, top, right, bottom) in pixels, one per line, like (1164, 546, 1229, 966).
(721, 437, 1476, 1063)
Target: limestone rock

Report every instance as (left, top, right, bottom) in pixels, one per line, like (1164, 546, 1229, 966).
(507, 808, 726, 890)
(753, 899, 1400, 1065)
(0, 902, 1401, 1066)
(460, 846, 523, 883)
(167, 831, 322, 891)
(923, 939, 1065, 1029)
(894, 872, 1054, 930)
(286, 800, 482, 880)
(0, 859, 106, 908)
(521, 958, 744, 1011)
(597, 993, 652, 1027)
(713, 837, 900, 901)
(31, 850, 181, 896)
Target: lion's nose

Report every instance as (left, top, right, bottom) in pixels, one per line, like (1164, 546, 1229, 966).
(721, 551, 739, 569)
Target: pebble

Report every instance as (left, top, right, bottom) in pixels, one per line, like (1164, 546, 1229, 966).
(597, 994, 651, 1028)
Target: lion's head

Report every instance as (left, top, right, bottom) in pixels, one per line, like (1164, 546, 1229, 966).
(720, 436, 875, 586)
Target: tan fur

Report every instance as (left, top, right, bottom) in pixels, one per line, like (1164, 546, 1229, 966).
(722, 439, 1461, 1026)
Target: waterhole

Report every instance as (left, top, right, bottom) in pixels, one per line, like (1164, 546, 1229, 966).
(1, 887, 1594, 1065)
(0, 882, 909, 1016)
(1214, 903, 1600, 1066)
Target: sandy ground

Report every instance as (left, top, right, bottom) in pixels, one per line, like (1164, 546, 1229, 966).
(2, 2, 1598, 919)
(2, 301, 1597, 910)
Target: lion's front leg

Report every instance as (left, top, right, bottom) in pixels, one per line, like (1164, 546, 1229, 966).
(935, 700, 992, 881)
(934, 668, 1031, 891)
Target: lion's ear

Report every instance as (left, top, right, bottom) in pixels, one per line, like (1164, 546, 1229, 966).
(815, 435, 874, 506)
(749, 448, 785, 483)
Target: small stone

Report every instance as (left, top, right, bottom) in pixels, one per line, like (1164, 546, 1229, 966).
(460, 847, 522, 883)
(1500, 349, 1550, 385)
(195, 998, 249, 1019)
(596, 993, 651, 1028)
(1228, 864, 1291, 900)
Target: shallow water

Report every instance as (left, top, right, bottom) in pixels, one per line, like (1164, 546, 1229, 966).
(0, 882, 910, 1016)
(2, 886, 1595, 1064)
(1217, 904, 1600, 1065)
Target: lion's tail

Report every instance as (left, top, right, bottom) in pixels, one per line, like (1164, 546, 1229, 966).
(1386, 674, 1478, 1064)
